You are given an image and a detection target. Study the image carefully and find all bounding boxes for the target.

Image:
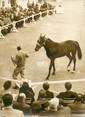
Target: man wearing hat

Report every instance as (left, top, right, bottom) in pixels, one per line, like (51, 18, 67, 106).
(11, 46, 29, 79)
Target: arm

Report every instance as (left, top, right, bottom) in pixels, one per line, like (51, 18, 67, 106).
(25, 53, 29, 58)
(11, 56, 16, 66)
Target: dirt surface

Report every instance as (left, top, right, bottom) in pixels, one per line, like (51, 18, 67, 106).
(0, 0, 85, 94)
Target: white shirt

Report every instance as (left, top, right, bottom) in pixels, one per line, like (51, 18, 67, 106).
(0, 106, 24, 117)
(49, 97, 59, 111)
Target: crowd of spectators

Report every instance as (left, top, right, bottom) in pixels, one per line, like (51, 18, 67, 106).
(0, 2, 54, 36)
(0, 80, 85, 117)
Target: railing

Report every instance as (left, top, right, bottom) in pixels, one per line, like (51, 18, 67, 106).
(0, 9, 55, 39)
(0, 76, 85, 90)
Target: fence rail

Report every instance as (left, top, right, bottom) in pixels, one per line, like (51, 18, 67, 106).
(0, 9, 55, 39)
(0, 9, 55, 34)
(0, 76, 85, 86)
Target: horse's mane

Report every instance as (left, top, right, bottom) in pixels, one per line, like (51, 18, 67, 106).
(46, 38, 54, 42)
(46, 38, 58, 44)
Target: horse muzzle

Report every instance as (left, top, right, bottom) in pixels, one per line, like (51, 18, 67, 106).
(35, 44, 41, 51)
(35, 47, 39, 51)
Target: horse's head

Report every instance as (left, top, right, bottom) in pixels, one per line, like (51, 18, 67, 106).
(35, 34, 46, 51)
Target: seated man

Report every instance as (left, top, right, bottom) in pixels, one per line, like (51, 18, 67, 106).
(0, 94, 24, 117)
(39, 99, 71, 117)
(0, 80, 12, 97)
(57, 82, 78, 106)
(13, 93, 30, 113)
(37, 89, 49, 111)
(38, 82, 54, 100)
(36, 82, 54, 111)
(32, 89, 49, 112)
(19, 82, 35, 104)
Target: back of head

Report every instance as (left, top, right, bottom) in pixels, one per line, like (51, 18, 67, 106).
(3, 80, 11, 90)
(17, 46, 21, 51)
(43, 82, 49, 91)
(65, 82, 72, 91)
(22, 82, 29, 89)
(39, 89, 46, 98)
(2, 94, 13, 107)
(19, 82, 29, 94)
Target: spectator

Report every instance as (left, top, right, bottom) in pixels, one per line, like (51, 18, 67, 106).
(0, 80, 12, 97)
(0, 94, 24, 117)
(43, 82, 54, 99)
(38, 89, 46, 100)
(13, 93, 30, 113)
(31, 101, 42, 113)
(57, 82, 78, 106)
(19, 82, 35, 104)
(39, 99, 71, 117)
(37, 89, 49, 111)
(37, 82, 54, 111)
(0, 2, 54, 35)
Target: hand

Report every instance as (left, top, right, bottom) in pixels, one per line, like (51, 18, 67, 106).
(11, 56, 13, 59)
(11, 56, 16, 66)
(11, 56, 13, 60)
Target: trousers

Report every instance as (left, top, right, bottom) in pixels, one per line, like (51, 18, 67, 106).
(13, 66, 25, 79)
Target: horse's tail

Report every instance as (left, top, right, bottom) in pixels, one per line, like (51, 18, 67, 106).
(75, 41, 82, 59)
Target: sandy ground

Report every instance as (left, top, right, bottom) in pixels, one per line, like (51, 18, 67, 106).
(0, 0, 85, 95)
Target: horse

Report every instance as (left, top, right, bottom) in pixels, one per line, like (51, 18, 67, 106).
(35, 34, 82, 80)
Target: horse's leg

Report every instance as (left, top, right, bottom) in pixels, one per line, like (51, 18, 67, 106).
(46, 60, 53, 80)
(67, 54, 73, 71)
(71, 48, 76, 72)
(73, 56, 76, 71)
(52, 60, 55, 75)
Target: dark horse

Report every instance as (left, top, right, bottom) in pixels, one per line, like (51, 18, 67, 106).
(35, 34, 82, 80)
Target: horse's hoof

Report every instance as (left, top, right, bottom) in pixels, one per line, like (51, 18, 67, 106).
(45, 77, 49, 80)
(71, 71, 76, 74)
(67, 67, 71, 72)
(67, 69, 70, 72)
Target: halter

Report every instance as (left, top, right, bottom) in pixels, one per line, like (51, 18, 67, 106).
(43, 38, 47, 46)
(36, 43, 42, 48)
(37, 37, 47, 47)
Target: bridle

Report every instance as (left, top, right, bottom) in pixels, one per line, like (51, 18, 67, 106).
(37, 37, 47, 48)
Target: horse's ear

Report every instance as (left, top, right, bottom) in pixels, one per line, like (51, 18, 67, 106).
(44, 34, 46, 38)
(40, 33, 42, 37)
